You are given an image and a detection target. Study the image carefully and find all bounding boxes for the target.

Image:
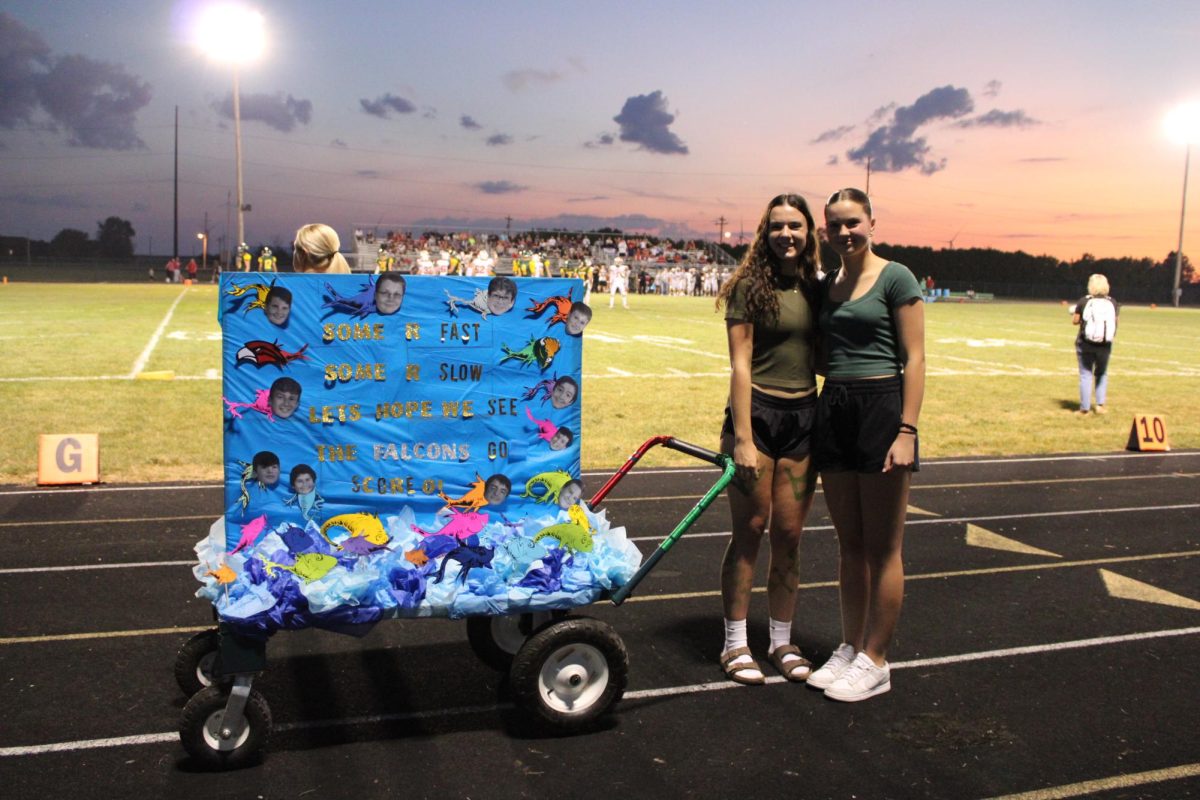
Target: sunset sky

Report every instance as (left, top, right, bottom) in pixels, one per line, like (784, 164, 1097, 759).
(3, 0, 1199, 261)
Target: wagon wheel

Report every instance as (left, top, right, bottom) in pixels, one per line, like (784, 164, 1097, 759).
(509, 616, 628, 730)
(174, 628, 220, 696)
(179, 685, 272, 770)
(466, 611, 558, 672)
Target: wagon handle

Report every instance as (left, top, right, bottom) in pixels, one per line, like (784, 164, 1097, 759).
(609, 451, 736, 606)
(589, 435, 723, 509)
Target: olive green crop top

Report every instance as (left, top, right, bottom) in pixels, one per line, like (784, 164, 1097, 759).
(819, 261, 923, 378)
(724, 279, 816, 390)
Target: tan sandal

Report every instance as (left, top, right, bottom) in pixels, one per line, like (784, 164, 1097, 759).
(769, 644, 813, 682)
(720, 646, 765, 685)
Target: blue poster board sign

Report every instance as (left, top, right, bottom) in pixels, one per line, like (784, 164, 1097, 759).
(194, 273, 640, 635)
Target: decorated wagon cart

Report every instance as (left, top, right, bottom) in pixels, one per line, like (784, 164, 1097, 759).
(176, 273, 735, 768)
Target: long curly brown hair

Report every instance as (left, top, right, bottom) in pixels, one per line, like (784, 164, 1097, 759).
(716, 193, 821, 324)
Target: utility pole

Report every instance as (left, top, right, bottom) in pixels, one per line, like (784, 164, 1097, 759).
(173, 105, 179, 261)
(715, 216, 727, 243)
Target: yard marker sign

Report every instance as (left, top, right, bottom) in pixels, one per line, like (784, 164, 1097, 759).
(1126, 413, 1170, 452)
(37, 433, 99, 485)
(194, 273, 640, 635)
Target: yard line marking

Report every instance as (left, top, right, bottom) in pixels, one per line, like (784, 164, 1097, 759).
(2, 626, 1196, 759)
(597, 470, 1198, 505)
(0, 451, 1195, 497)
(0, 491, 1193, 536)
(0, 733, 179, 756)
(623, 502, 1200, 541)
(0, 485, 223, 496)
(982, 762, 1200, 800)
(0, 514, 216, 529)
(927, 451, 1199, 466)
(0, 625, 210, 645)
(0, 560, 193, 575)
(7, 551, 1198, 642)
(892, 625, 1200, 670)
(623, 550, 1200, 603)
(127, 287, 190, 378)
(0, 375, 133, 383)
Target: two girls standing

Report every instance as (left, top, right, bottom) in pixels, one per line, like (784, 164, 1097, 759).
(717, 189, 925, 702)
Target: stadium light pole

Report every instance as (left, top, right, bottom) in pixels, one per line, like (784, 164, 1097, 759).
(197, 231, 208, 272)
(195, 3, 266, 251)
(1165, 102, 1200, 308)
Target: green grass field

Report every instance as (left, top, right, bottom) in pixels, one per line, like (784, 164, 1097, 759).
(0, 282, 1196, 485)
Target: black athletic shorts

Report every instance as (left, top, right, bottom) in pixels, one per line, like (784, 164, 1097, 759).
(721, 388, 816, 461)
(813, 376, 919, 473)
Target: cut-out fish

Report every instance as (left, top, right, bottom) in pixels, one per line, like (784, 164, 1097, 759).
(259, 553, 338, 583)
(229, 514, 268, 555)
(319, 512, 389, 549)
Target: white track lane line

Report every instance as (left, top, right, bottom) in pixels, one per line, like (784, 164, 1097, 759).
(1, 625, 1197, 758)
(0, 449, 1196, 497)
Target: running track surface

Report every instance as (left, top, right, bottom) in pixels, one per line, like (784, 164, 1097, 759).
(0, 450, 1197, 799)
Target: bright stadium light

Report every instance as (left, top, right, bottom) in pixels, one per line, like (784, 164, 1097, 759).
(1165, 102, 1200, 307)
(195, 3, 267, 250)
(194, 3, 266, 64)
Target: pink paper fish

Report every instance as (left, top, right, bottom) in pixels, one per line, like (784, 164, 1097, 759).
(525, 406, 559, 443)
(411, 508, 487, 541)
(229, 514, 268, 555)
(223, 389, 274, 421)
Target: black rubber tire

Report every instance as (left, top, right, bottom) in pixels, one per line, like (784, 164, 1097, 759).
(174, 629, 220, 696)
(179, 686, 272, 770)
(509, 616, 628, 730)
(466, 612, 557, 672)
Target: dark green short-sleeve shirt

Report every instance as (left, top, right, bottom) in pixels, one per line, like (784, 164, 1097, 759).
(820, 261, 922, 378)
(725, 279, 816, 390)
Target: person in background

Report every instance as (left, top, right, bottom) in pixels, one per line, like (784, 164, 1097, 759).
(292, 223, 351, 274)
(714, 193, 822, 686)
(1071, 273, 1118, 416)
(808, 188, 925, 702)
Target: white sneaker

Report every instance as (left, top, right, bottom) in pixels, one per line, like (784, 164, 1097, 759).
(824, 652, 890, 702)
(806, 643, 856, 690)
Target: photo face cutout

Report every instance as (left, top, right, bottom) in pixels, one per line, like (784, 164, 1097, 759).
(565, 307, 591, 336)
(484, 478, 510, 505)
(487, 288, 515, 316)
(375, 279, 405, 315)
(557, 481, 583, 509)
(550, 379, 578, 409)
(265, 296, 291, 326)
(270, 389, 300, 419)
(256, 463, 280, 486)
(292, 472, 314, 494)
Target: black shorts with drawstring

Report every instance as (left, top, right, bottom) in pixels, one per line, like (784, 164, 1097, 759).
(813, 376, 918, 473)
(721, 388, 816, 462)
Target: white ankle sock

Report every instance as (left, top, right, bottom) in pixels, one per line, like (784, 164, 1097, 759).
(723, 618, 748, 657)
(768, 617, 792, 653)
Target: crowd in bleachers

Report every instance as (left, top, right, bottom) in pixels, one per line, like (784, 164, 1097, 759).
(351, 227, 734, 295)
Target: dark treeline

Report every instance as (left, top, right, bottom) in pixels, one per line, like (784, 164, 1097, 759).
(868, 243, 1191, 304)
(725, 240, 1194, 304)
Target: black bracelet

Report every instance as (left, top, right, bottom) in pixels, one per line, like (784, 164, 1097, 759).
(898, 422, 918, 434)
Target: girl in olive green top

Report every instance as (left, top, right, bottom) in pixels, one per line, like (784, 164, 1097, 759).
(713, 193, 822, 686)
(807, 188, 925, 703)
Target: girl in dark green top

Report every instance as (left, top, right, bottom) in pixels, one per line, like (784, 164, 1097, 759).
(807, 188, 926, 703)
(713, 193, 822, 685)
